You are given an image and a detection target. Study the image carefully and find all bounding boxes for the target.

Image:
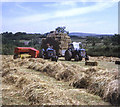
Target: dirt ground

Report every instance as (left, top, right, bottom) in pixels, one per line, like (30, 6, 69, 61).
(1, 55, 120, 105)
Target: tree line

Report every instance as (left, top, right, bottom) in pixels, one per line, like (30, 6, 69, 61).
(1, 27, 120, 57)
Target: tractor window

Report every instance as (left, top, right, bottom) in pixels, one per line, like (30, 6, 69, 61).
(73, 43, 80, 50)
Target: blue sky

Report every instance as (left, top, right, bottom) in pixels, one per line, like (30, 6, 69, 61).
(2, 1, 118, 34)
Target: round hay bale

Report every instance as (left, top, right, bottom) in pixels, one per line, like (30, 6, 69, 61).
(103, 79, 120, 105)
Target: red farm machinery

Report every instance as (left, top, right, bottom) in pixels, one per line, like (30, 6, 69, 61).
(13, 47, 39, 59)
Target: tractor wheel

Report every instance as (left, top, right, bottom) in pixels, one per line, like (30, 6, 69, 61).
(79, 56, 82, 61)
(39, 50, 44, 58)
(65, 50, 72, 61)
(74, 55, 79, 61)
(53, 50, 56, 56)
(51, 56, 58, 62)
(13, 54, 18, 59)
(85, 56, 89, 61)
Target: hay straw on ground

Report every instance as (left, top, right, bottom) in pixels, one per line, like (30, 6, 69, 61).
(3, 74, 18, 84)
(15, 76, 30, 89)
(70, 72, 90, 88)
(55, 68, 75, 82)
(103, 79, 120, 105)
(2, 68, 10, 77)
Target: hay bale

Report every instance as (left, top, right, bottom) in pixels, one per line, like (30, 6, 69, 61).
(103, 79, 120, 105)
(115, 61, 120, 65)
(70, 73, 90, 88)
(41, 31, 71, 55)
(85, 61, 98, 66)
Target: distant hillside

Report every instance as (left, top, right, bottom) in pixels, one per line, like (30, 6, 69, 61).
(69, 32, 114, 37)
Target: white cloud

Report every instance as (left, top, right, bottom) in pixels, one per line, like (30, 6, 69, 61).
(2, 2, 117, 34)
(5, 2, 115, 25)
(43, 1, 77, 7)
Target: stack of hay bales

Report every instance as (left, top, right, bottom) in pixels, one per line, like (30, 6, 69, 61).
(41, 31, 71, 55)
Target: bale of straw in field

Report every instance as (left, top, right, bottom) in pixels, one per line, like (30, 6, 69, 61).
(103, 79, 120, 105)
(70, 73, 90, 88)
(85, 61, 98, 66)
(115, 61, 120, 65)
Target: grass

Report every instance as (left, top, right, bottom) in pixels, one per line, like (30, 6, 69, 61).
(58, 57, 118, 71)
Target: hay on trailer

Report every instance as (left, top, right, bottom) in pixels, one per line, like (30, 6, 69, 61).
(70, 73, 90, 88)
(103, 79, 120, 105)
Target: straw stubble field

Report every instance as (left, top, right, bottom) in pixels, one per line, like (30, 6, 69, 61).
(1, 55, 120, 105)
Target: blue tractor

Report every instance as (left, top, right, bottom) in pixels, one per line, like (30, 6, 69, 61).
(40, 46, 58, 62)
(65, 42, 89, 61)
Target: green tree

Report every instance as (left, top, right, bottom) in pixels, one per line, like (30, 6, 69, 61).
(55, 26, 69, 34)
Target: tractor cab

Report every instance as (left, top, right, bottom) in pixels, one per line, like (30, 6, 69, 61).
(80, 48, 86, 57)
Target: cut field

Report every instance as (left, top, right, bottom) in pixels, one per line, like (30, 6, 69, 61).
(2, 55, 120, 105)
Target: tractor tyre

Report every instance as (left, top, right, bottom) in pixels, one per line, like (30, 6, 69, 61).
(51, 56, 58, 62)
(74, 55, 79, 61)
(39, 50, 44, 58)
(79, 56, 82, 61)
(85, 56, 89, 61)
(65, 50, 72, 61)
(13, 54, 18, 59)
